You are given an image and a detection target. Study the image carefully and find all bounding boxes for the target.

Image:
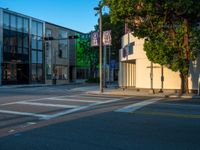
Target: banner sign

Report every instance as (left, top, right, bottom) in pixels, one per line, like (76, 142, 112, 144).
(91, 30, 112, 47)
(103, 30, 112, 46)
(91, 32, 99, 47)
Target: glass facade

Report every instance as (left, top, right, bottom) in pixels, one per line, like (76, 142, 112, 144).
(2, 12, 30, 85)
(0, 9, 77, 85)
(31, 20, 44, 83)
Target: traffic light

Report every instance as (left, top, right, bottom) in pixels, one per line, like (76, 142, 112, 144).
(44, 37, 54, 41)
(68, 35, 79, 39)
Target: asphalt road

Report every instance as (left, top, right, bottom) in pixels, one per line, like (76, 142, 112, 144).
(0, 85, 200, 150)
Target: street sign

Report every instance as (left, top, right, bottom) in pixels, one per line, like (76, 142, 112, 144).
(103, 30, 112, 46)
(91, 32, 99, 47)
(91, 30, 112, 47)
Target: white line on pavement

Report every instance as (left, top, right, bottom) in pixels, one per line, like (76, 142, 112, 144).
(66, 95, 116, 100)
(115, 98, 163, 113)
(15, 101, 78, 109)
(0, 109, 50, 119)
(44, 98, 102, 103)
(46, 98, 122, 119)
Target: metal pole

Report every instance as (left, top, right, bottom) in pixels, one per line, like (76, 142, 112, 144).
(109, 46, 111, 85)
(103, 45, 107, 87)
(150, 62, 154, 93)
(99, 7, 103, 93)
(160, 65, 164, 93)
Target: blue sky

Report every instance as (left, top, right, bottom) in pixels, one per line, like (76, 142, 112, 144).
(0, 0, 107, 33)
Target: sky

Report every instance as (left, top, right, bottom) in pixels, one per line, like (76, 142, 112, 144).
(0, 0, 107, 33)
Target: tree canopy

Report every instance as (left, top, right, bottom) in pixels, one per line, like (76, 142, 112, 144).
(105, 0, 200, 94)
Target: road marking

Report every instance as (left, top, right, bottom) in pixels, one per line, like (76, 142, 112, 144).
(115, 98, 163, 113)
(136, 111, 200, 119)
(79, 94, 131, 99)
(0, 95, 127, 120)
(15, 101, 78, 109)
(0, 109, 50, 119)
(1, 95, 77, 106)
(45, 98, 123, 119)
(67, 95, 116, 100)
(44, 98, 102, 103)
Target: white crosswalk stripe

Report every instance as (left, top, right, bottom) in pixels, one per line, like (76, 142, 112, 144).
(0, 94, 129, 120)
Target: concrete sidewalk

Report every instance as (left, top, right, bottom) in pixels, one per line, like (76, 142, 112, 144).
(71, 85, 200, 99)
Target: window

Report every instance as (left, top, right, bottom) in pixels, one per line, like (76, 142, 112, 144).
(31, 20, 44, 83)
(10, 15, 17, 30)
(37, 51, 42, 64)
(38, 37, 43, 50)
(31, 35, 37, 49)
(55, 66, 68, 80)
(24, 19, 29, 33)
(128, 42, 135, 55)
(32, 50, 37, 63)
(32, 64, 37, 81)
(59, 30, 68, 58)
(31, 21, 37, 35)
(17, 17, 23, 32)
(3, 13, 10, 29)
(37, 23, 43, 37)
(23, 34, 29, 48)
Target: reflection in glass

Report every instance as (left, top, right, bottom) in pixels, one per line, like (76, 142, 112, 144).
(32, 64, 37, 81)
(37, 51, 42, 64)
(17, 17, 23, 32)
(3, 13, 10, 29)
(11, 15, 17, 30)
(37, 64, 43, 81)
(24, 19, 29, 33)
(31, 21, 37, 35)
(23, 34, 29, 48)
(31, 35, 37, 49)
(38, 23, 43, 37)
(38, 38, 43, 50)
(32, 50, 37, 63)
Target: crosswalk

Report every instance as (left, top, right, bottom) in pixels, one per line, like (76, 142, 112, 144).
(0, 94, 129, 120)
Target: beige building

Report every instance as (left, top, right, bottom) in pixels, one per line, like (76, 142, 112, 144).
(119, 33, 200, 92)
(45, 23, 77, 85)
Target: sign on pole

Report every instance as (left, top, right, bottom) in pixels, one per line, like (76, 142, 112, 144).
(91, 32, 99, 47)
(91, 30, 112, 47)
(103, 30, 112, 46)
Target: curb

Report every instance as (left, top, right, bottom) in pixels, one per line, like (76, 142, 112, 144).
(86, 91, 200, 99)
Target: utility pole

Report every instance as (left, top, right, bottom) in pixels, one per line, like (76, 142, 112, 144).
(94, 1, 103, 93)
(99, 4, 103, 93)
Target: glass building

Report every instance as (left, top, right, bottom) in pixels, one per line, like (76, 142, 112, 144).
(0, 8, 85, 86)
(0, 8, 45, 85)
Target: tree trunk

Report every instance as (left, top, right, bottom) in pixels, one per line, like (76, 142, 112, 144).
(182, 18, 190, 95)
(180, 72, 189, 95)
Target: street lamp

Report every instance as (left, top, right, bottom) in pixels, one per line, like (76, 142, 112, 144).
(94, 1, 103, 93)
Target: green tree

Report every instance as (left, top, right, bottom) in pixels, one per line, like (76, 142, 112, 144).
(105, 0, 200, 94)
(76, 35, 99, 78)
